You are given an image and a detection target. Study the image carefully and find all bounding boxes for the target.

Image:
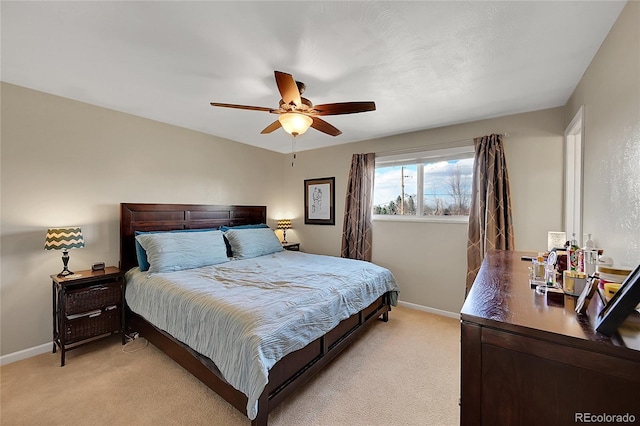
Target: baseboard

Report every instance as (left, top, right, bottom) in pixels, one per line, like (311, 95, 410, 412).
(1, 342, 51, 366)
(397, 300, 460, 319)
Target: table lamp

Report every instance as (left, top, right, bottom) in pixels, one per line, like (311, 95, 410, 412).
(45, 227, 85, 277)
(277, 219, 292, 244)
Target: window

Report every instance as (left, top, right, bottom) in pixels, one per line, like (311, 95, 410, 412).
(373, 146, 475, 221)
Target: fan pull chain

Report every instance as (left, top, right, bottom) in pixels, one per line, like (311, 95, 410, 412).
(291, 136, 297, 167)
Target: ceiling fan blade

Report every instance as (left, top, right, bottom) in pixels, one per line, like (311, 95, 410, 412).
(260, 120, 282, 134)
(312, 101, 376, 116)
(210, 102, 273, 112)
(274, 71, 302, 108)
(311, 117, 342, 137)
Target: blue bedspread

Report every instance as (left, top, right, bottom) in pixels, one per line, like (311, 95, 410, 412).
(125, 250, 399, 419)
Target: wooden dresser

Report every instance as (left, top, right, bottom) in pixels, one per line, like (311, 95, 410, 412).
(460, 250, 640, 426)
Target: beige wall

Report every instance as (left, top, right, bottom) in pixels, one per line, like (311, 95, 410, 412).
(2, 1, 636, 357)
(282, 107, 565, 314)
(0, 85, 565, 357)
(0, 83, 284, 356)
(280, 1, 639, 315)
(566, 0, 639, 268)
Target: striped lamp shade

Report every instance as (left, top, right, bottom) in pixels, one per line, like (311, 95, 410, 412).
(44, 227, 85, 251)
(276, 220, 292, 230)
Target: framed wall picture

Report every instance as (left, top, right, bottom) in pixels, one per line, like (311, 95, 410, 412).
(304, 177, 335, 225)
(595, 263, 640, 336)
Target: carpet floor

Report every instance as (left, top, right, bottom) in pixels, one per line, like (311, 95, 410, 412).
(0, 306, 460, 425)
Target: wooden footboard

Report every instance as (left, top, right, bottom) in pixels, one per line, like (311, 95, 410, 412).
(126, 292, 392, 425)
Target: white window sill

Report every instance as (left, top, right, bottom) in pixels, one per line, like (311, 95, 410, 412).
(372, 214, 469, 224)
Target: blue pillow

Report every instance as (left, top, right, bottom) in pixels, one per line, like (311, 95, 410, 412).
(135, 230, 228, 273)
(223, 228, 284, 259)
(135, 228, 217, 271)
(219, 223, 269, 232)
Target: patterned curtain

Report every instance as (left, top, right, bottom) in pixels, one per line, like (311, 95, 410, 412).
(341, 153, 375, 261)
(466, 134, 515, 294)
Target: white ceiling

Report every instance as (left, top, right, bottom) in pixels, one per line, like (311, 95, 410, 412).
(1, 1, 626, 153)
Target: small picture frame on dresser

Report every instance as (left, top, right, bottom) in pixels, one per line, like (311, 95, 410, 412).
(575, 275, 598, 315)
(595, 264, 640, 336)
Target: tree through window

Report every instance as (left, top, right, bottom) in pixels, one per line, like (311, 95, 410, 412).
(373, 146, 474, 218)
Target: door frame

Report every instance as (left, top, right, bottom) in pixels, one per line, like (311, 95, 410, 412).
(564, 106, 584, 245)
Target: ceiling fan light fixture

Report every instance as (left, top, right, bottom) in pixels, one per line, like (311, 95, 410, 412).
(211, 71, 374, 137)
(278, 112, 312, 137)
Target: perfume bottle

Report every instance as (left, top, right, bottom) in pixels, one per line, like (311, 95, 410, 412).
(531, 257, 545, 282)
(568, 233, 580, 271)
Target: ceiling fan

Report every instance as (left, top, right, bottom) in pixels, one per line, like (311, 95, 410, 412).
(210, 71, 376, 137)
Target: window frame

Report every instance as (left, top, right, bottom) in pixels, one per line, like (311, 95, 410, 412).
(373, 145, 475, 224)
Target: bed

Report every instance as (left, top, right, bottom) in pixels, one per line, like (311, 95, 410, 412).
(120, 203, 398, 425)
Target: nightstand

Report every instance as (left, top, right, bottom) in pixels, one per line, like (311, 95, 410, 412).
(51, 266, 125, 366)
(282, 242, 300, 251)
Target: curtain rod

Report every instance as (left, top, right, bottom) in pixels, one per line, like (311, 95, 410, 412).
(375, 132, 509, 157)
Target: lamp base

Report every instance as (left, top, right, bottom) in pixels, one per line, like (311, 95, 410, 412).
(57, 250, 74, 277)
(57, 267, 74, 278)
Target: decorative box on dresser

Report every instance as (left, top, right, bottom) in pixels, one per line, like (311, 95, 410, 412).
(51, 266, 125, 366)
(460, 250, 640, 426)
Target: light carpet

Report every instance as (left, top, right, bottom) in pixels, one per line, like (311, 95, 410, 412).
(0, 306, 460, 425)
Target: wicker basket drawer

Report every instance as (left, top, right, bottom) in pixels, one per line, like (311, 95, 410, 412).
(65, 306, 121, 344)
(65, 282, 122, 315)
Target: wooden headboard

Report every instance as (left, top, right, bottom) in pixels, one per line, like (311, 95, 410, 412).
(120, 203, 267, 272)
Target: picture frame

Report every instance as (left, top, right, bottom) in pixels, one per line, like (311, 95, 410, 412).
(575, 275, 598, 315)
(304, 177, 335, 225)
(595, 263, 640, 336)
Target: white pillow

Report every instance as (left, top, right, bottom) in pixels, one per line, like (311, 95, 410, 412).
(135, 230, 228, 273)
(224, 228, 284, 259)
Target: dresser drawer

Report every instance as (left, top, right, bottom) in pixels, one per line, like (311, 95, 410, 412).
(65, 306, 121, 344)
(65, 281, 122, 315)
